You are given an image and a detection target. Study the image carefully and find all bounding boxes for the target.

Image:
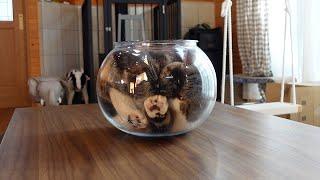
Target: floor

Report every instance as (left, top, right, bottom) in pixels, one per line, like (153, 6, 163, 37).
(0, 108, 14, 142)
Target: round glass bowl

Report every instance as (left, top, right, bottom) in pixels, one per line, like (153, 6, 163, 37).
(97, 40, 217, 137)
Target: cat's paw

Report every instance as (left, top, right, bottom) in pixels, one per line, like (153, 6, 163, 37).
(143, 95, 169, 119)
(127, 111, 148, 129)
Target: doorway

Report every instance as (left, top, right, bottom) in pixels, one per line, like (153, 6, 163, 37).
(0, 0, 28, 108)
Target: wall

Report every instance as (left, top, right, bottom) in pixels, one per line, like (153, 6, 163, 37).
(64, 0, 102, 5)
(26, 0, 241, 77)
(181, 0, 241, 74)
(38, 1, 104, 77)
(181, 0, 215, 37)
(39, 1, 82, 77)
(25, 0, 41, 77)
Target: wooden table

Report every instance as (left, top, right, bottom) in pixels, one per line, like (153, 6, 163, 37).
(1, 103, 320, 179)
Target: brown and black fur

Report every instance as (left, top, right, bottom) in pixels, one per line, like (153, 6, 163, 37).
(97, 48, 203, 133)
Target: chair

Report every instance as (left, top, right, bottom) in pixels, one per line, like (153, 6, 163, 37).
(117, 14, 146, 42)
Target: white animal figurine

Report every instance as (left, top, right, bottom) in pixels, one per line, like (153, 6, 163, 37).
(28, 77, 64, 106)
(61, 69, 90, 105)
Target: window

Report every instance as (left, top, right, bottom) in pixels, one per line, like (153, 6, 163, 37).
(0, 0, 13, 21)
(268, 0, 320, 82)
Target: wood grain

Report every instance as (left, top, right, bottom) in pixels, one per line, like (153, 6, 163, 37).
(1, 103, 320, 179)
(0, 108, 14, 136)
(25, 0, 41, 77)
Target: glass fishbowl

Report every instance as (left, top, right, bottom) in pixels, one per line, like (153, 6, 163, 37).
(97, 40, 217, 137)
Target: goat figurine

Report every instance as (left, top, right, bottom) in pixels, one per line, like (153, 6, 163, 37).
(61, 69, 90, 105)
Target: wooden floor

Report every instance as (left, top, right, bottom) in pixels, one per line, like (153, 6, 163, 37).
(0, 108, 14, 142)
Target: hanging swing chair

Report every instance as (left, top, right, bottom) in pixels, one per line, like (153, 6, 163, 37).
(220, 0, 301, 115)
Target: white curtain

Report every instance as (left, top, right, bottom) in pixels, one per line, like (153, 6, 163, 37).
(269, 0, 320, 82)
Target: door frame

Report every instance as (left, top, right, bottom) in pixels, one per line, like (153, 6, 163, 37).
(24, 0, 41, 106)
(19, 0, 30, 107)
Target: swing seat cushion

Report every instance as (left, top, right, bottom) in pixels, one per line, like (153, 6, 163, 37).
(237, 102, 302, 115)
(227, 74, 274, 84)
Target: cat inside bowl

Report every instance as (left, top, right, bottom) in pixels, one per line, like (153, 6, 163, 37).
(97, 40, 217, 137)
